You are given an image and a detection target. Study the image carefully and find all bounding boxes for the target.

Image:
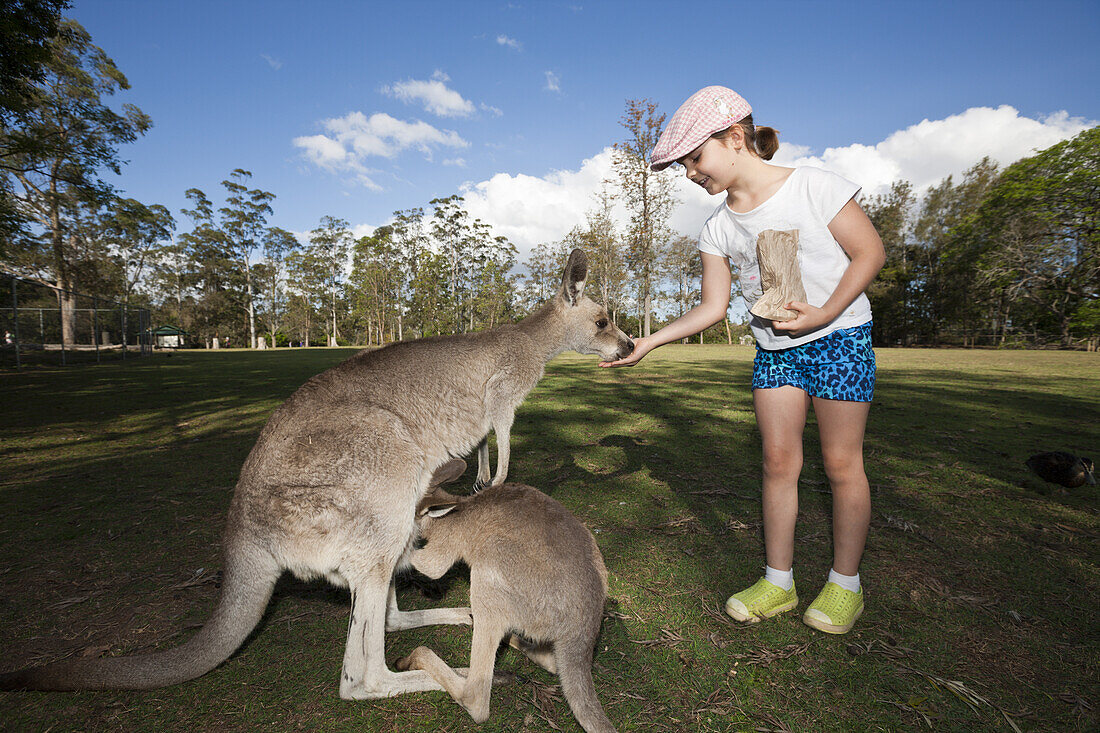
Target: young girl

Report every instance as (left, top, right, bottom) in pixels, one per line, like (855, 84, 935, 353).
(601, 86, 885, 635)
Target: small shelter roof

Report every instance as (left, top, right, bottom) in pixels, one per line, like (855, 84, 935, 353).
(150, 325, 190, 336)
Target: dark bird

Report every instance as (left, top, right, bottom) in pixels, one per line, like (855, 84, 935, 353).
(1026, 452, 1096, 488)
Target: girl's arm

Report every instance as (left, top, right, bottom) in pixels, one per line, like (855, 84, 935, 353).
(599, 252, 732, 367)
(773, 198, 885, 336)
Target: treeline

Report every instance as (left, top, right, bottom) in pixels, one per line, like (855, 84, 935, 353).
(1, 12, 1095, 350)
(862, 127, 1098, 349)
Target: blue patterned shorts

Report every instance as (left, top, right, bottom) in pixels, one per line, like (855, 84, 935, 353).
(752, 323, 876, 402)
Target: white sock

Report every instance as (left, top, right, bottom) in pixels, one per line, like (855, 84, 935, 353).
(828, 568, 860, 593)
(764, 565, 794, 591)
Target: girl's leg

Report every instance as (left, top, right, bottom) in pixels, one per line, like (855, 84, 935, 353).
(753, 386, 811, 572)
(811, 397, 871, 576)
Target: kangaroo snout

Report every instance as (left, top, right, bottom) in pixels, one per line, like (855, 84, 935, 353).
(618, 338, 635, 359)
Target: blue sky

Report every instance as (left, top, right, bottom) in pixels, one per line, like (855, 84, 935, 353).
(71, 0, 1100, 259)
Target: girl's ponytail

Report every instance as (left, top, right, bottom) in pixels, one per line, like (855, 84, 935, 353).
(752, 124, 780, 161)
(738, 115, 779, 160)
(711, 115, 780, 160)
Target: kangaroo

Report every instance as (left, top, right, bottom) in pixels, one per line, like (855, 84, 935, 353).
(396, 459, 616, 733)
(1, 249, 633, 700)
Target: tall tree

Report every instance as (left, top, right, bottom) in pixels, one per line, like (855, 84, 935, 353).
(430, 194, 473, 334)
(389, 207, 429, 340)
(961, 127, 1099, 346)
(0, 0, 70, 248)
(406, 248, 452, 338)
(912, 158, 999, 344)
(219, 169, 274, 348)
(258, 226, 297, 347)
(613, 98, 675, 337)
(349, 225, 400, 345)
(663, 234, 702, 342)
(100, 197, 175, 306)
(522, 240, 570, 311)
(862, 181, 915, 345)
(179, 187, 238, 346)
(469, 234, 517, 330)
(581, 184, 628, 327)
(306, 215, 351, 346)
(1, 18, 151, 343)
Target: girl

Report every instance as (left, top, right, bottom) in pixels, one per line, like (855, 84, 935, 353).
(601, 86, 884, 635)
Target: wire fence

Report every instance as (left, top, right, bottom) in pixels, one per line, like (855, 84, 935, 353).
(1, 272, 152, 369)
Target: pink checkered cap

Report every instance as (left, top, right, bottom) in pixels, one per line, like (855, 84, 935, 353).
(650, 86, 752, 171)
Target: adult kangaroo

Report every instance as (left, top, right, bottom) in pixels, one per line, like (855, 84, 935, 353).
(1, 249, 633, 699)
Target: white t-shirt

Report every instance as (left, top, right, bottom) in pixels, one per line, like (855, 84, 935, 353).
(698, 165, 872, 350)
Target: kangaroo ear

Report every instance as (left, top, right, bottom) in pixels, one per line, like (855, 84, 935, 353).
(429, 458, 467, 487)
(558, 248, 588, 306)
(425, 504, 458, 519)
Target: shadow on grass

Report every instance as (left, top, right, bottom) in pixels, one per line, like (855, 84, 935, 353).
(2, 346, 1098, 732)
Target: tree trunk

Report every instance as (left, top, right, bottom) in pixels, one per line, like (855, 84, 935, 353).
(246, 276, 256, 349)
(643, 291, 652, 337)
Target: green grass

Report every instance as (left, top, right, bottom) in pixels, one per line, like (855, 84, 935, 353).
(1, 345, 1097, 732)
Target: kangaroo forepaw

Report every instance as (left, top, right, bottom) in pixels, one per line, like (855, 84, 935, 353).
(472, 478, 489, 492)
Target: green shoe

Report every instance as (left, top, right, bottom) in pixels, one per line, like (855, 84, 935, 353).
(725, 578, 798, 622)
(803, 582, 864, 634)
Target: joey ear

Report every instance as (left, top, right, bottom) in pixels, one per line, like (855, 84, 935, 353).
(429, 458, 467, 487)
(558, 248, 588, 306)
(425, 504, 458, 519)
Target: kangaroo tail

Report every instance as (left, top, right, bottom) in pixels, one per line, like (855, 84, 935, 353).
(557, 638, 617, 733)
(0, 538, 279, 691)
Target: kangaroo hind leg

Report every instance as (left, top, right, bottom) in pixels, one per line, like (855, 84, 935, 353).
(397, 618, 506, 723)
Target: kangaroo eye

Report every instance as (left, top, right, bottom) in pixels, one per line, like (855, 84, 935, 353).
(596, 319, 608, 329)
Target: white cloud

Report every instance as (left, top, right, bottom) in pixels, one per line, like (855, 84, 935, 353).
(480, 102, 503, 117)
(544, 71, 560, 92)
(496, 35, 521, 50)
(381, 70, 476, 118)
(456, 106, 1095, 264)
(260, 53, 282, 70)
(460, 149, 618, 263)
(442, 157, 467, 167)
(294, 111, 469, 188)
(784, 105, 1096, 197)
(351, 223, 376, 240)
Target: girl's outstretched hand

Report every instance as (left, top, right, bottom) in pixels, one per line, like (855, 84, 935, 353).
(772, 302, 833, 337)
(599, 336, 654, 367)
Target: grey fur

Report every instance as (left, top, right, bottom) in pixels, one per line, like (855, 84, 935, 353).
(1, 249, 633, 700)
(396, 459, 616, 733)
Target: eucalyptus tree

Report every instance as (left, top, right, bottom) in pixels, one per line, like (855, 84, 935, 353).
(152, 235, 193, 329)
(581, 184, 628, 327)
(912, 158, 999, 344)
(430, 194, 473, 333)
(0, 0, 69, 248)
(1, 18, 151, 343)
(349, 224, 401, 345)
(219, 169, 275, 348)
(469, 234, 517, 330)
(405, 248, 452, 338)
(523, 240, 570, 310)
(306, 215, 352, 346)
(662, 234, 702, 342)
(389, 207, 429, 340)
(285, 246, 325, 347)
(258, 226, 298, 347)
(179, 188, 238, 345)
(613, 98, 676, 337)
(100, 197, 175, 306)
(960, 127, 1099, 346)
(862, 181, 916, 345)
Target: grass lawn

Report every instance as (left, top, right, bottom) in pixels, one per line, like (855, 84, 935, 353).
(1, 345, 1097, 732)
